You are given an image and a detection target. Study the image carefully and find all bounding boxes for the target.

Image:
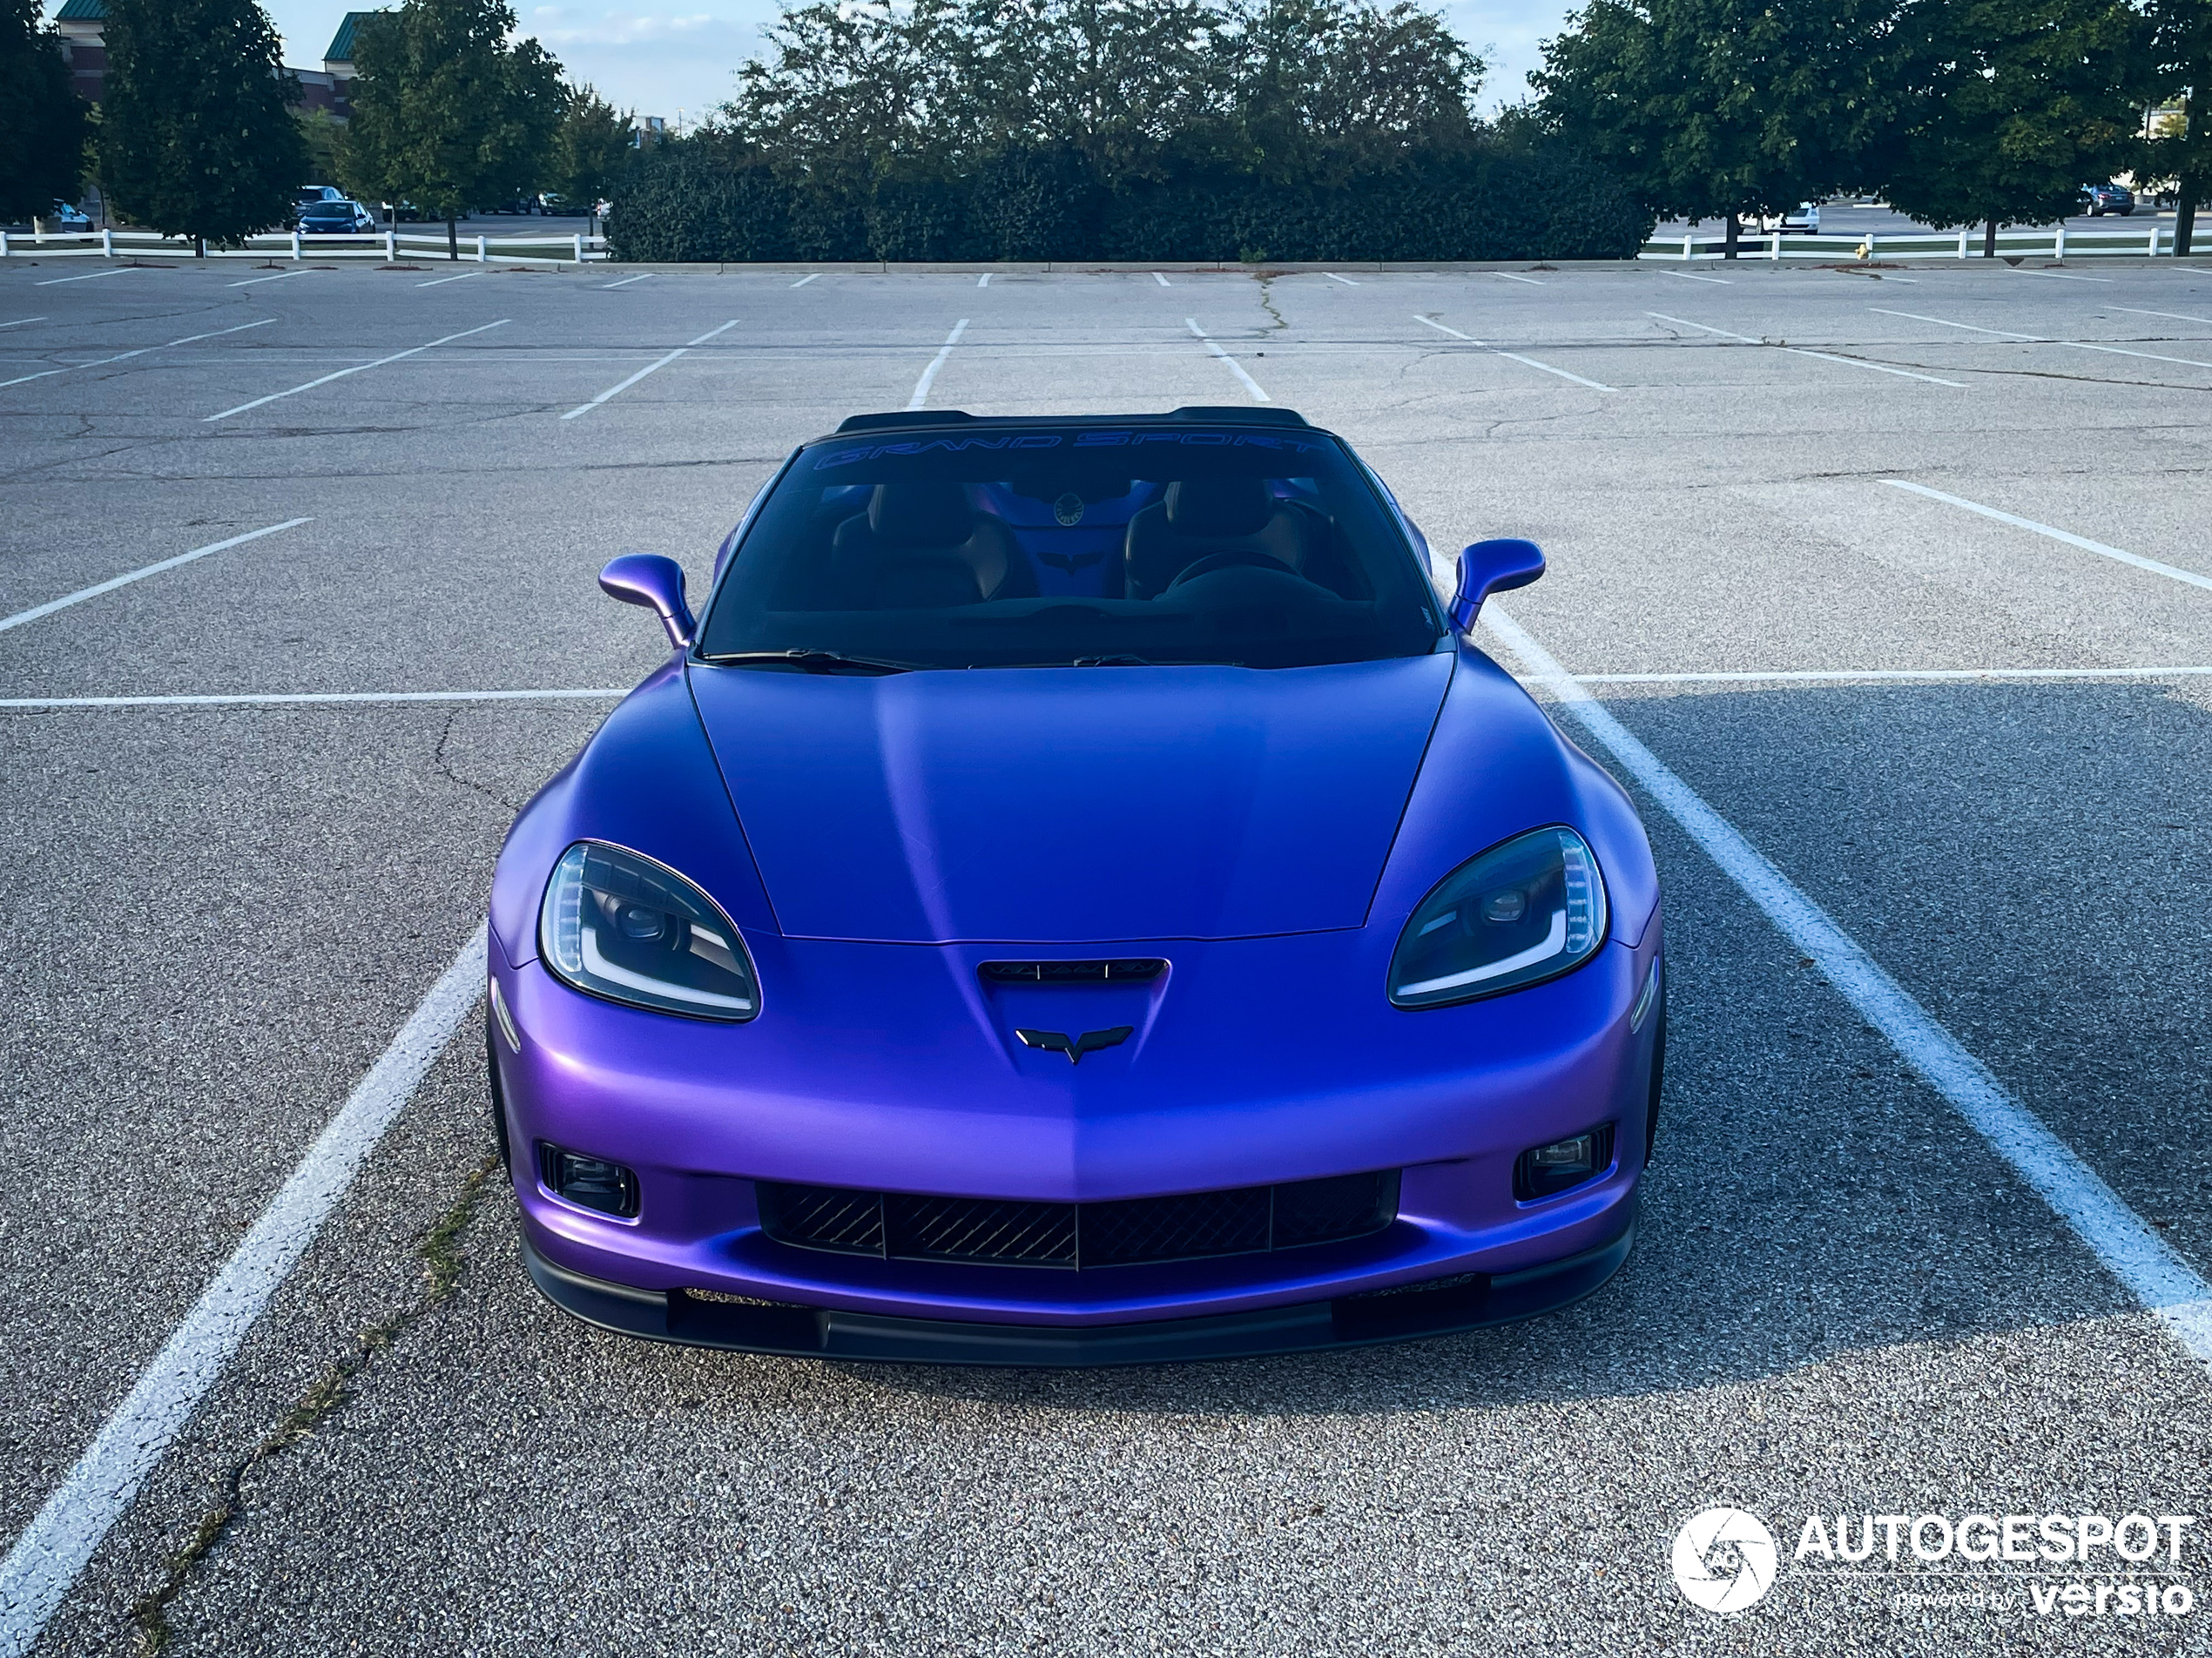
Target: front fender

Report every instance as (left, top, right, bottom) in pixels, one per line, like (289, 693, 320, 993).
(488, 661, 778, 967)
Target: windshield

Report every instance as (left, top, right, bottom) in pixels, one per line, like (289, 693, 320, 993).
(695, 423, 1443, 671)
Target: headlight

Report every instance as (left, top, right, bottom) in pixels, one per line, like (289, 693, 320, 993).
(1389, 827, 1607, 1008)
(539, 841, 759, 1021)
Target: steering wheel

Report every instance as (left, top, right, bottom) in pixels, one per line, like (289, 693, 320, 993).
(1165, 549, 1300, 590)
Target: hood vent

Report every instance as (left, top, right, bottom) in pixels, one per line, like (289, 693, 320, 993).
(980, 959, 1166, 984)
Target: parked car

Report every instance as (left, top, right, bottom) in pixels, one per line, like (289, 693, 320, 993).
(41, 200, 93, 233)
(298, 199, 376, 234)
(1753, 201, 1820, 234)
(491, 405, 1665, 1365)
(2083, 183, 2135, 217)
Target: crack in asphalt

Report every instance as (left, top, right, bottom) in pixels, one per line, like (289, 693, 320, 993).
(127, 1156, 499, 1656)
(432, 708, 532, 814)
(1254, 276, 1289, 334)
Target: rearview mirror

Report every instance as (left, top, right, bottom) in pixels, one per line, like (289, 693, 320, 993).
(599, 554, 695, 650)
(1449, 538, 1545, 631)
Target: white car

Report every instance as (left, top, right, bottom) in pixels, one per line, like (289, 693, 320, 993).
(1755, 202, 1821, 234)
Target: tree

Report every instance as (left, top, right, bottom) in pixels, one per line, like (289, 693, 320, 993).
(728, 0, 961, 186)
(339, 0, 564, 258)
(294, 106, 344, 186)
(728, 0, 1487, 187)
(1536, 0, 1902, 254)
(0, 0, 88, 224)
(2147, 0, 2212, 252)
(1885, 0, 2150, 255)
(1211, 0, 1484, 185)
(98, 0, 301, 248)
(946, 0, 1221, 181)
(556, 82, 631, 234)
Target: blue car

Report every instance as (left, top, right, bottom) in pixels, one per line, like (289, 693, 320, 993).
(489, 406, 1665, 1365)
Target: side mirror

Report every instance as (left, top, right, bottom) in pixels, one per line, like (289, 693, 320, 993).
(1449, 538, 1546, 631)
(599, 554, 695, 650)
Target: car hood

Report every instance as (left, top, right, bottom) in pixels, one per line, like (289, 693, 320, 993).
(687, 655, 1453, 944)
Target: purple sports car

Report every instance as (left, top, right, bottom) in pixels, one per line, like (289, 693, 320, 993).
(487, 407, 1663, 1365)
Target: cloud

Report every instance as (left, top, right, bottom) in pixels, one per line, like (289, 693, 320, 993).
(528, 7, 721, 46)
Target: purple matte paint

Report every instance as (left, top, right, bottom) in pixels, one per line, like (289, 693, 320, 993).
(488, 411, 1662, 1365)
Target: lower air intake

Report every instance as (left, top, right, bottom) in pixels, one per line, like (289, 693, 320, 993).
(757, 1170, 1399, 1269)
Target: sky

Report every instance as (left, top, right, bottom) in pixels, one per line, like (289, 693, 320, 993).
(257, 0, 1574, 128)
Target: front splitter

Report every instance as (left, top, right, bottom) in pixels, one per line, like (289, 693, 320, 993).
(520, 1217, 1635, 1366)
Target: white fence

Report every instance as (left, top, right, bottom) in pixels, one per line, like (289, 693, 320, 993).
(1641, 225, 2182, 262)
(0, 227, 606, 266)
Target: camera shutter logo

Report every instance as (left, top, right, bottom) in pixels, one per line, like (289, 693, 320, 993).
(1671, 1507, 1779, 1614)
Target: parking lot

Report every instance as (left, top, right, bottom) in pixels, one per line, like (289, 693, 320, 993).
(5, 251, 2212, 1654)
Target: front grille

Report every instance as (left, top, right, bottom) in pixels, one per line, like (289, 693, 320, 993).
(887, 1194, 1077, 1265)
(758, 1183, 884, 1255)
(758, 1169, 1399, 1270)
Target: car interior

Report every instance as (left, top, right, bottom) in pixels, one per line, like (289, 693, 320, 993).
(698, 429, 1443, 670)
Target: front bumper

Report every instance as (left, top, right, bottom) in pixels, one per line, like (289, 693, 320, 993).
(494, 922, 1662, 1333)
(522, 1215, 1635, 1365)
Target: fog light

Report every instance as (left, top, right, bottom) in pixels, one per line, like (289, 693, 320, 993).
(1514, 1123, 1615, 1201)
(539, 1143, 638, 1217)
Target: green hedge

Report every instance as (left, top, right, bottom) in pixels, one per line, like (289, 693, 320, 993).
(607, 142, 1653, 264)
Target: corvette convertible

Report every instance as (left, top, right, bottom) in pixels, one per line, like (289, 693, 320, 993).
(487, 406, 1663, 1365)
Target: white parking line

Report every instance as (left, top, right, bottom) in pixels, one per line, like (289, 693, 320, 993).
(1647, 313, 1757, 342)
(203, 319, 510, 421)
(416, 271, 482, 288)
(1325, 273, 1360, 286)
(978, 273, 991, 287)
(790, 273, 819, 288)
(0, 518, 311, 635)
(907, 318, 969, 409)
(0, 316, 45, 328)
(1413, 314, 1614, 391)
(1882, 479, 2212, 594)
(561, 318, 739, 420)
(2020, 269, 2113, 283)
(1482, 604, 2212, 1377)
(228, 268, 316, 287)
(2110, 306, 2212, 325)
(1783, 346, 1963, 385)
(1575, 664, 2212, 684)
(0, 317, 276, 389)
(1665, 271, 1731, 284)
(1152, 272, 1171, 286)
(0, 688, 629, 709)
(1494, 273, 1546, 286)
(1645, 312, 1964, 386)
(1871, 307, 2212, 370)
(33, 266, 133, 286)
(1184, 318, 1271, 402)
(0, 928, 488, 1658)
(603, 273, 652, 289)
(1871, 308, 2039, 339)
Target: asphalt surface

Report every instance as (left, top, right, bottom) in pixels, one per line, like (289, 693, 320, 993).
(5, 251, 2212, 1654)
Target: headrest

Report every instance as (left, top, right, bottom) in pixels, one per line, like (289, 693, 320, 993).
(1164, 476, 1271, 537)
(868, 482, 973, 546)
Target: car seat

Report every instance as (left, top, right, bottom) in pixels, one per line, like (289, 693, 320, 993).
(831, 482, 1034, 608)
(1122, 477, 1321, 599)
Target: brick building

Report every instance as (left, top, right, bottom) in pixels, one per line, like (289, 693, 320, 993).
(49, 1, 375, 118)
